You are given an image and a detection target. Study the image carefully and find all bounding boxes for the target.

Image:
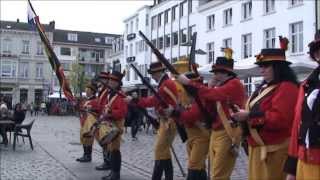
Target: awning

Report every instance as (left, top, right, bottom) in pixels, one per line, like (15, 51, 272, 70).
(198, 55, 317, 79)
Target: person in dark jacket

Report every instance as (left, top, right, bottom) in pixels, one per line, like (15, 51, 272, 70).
(128, 91, 143, 140)
(13, 103, 26, 124)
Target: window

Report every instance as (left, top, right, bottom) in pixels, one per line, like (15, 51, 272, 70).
(242, 1, 252, 20)
(172, 6, 177, 21)
(129, 21, 133, 33)
(60, 47, 71, 56)
(126, 66, 130, 81)
(207, 42, 215, 63)
(126, 23, 129, 34)
(36, 63, 44, 78)
(158, 37, 164, 49)
(2, 38, 12, 53)
(158, 13, 163, 27)
(180, 29, 187, 44)
(136, 18, 139, 31)
(164, 9, 170, 24)
(146, 14, 149, 26)
(125, 45, 128, 58)
(129, 44, 133, 56)
(188, 0, 193, 13)
(207, 14, 215, 30)
(1, 61, 16, 77)
(290, 22, 303, 53)
(264, 0, 275, 14)
(134, 63, 138, 80)
(289, 0, 302, 7)
(165, 34, 171, 48)
(223, 38, 232, 48)
(264, 28, 276, 48)
(19, 62, 29, 78)
(151, 39, 157, 47)
(223, 8, 232, 26)
(189, 25, 196, 41)
(67, 33, 78, 41)
(36, 42, 44, 55)
(180, 2, 185, 17)
(151, 16, 157, 30)
(105, 37, 113, 44)
(242, 33, 252, 59)
(172, 32, 178, 46)
(22, 40, 30, 54)
(136, 42, 139, 54)
(138, 40, 145, 52)
(62, 63, 70, 71)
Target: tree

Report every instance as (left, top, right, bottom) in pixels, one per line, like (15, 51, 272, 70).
(68, 62, 89, 98)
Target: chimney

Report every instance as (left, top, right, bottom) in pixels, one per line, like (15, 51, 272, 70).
(16, 18, 20, 23)
(49, 20, 55, 29)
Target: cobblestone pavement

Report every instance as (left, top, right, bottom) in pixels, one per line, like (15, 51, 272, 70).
(0, 115, 248, 180)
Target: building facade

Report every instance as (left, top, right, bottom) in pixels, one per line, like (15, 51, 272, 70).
(0, 20, 120, 107)
(0, 20, 54, 107)
(120, 0, 318, 95)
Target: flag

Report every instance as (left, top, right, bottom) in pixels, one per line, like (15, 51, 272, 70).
(27, 0, 74, 102)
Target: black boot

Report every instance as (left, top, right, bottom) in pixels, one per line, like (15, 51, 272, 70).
(163, 159, 173, 180)
(187, 169, 207, 180)
(199, 169, 207, 180)
(96, 150, 111, 170)
(151, 160, 164, 180)
(76, 145, 92, 162)
(101, 150, 121, 180)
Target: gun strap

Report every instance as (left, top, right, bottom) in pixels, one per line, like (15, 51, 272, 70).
(246, 85, 277, 161)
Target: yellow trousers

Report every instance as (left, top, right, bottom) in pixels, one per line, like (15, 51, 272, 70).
(209, 129, 237, 180)
(154, 120, 176, 160)
(296, 160, 320, 180)
(186, 127, 210, 170)
(101, 120, 124, 152)
(248, 145, 288, 180)
(80, 114, 96, 145)
(80, 127, 94, 145)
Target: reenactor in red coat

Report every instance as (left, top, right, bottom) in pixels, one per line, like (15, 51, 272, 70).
(177, 52, 246, 180)
(100, 70, 128, 180)
(284, 31, 320, 180)
(95, 71, 112, 171)
(232, 48, 299, 179)
(133, 62, 178, 180)
(76, 83, 100, 162)
(173, 72, 210, 180)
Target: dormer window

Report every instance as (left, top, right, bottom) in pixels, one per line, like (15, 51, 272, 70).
(67, 33, 78, 42)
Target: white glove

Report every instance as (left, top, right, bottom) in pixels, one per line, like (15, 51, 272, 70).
(163, 105, 174, 117)
(177, 74, 191, 85)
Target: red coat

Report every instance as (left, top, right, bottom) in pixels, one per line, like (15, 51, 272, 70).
(137, 74, 178, 115)
(285, 80, 320, 175)
(247, 81, 299, 146)
(178, 101, 211, 128)
(188, 78, 246, 129)
(79, 97, 100, 126)
(98, 88, 109, 107)
(102, 91, 128, 121)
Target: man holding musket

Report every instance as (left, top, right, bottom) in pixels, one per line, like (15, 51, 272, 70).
(177, 49, 246, 180)
(130, 62, 178, 180)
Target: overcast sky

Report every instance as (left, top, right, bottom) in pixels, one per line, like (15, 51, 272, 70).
(0, 0, 154, 34)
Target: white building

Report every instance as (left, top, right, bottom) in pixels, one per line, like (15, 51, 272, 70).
(107, 36, 124, 72)
(123, 5, 151, 90)
(121, 0, 319, 94)
(197, 0, 318, 94)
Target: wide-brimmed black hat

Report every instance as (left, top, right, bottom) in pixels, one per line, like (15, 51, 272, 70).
(98, 72, 109, 79)
(308, 30, 320, 58)
(108, 70, 125, 82)
(147, 62, 166, 74)
(255, 48, 291, 65)
(210, 57, 235, 76)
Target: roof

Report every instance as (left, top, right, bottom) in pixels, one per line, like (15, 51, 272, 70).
(53, 29, 121, 47)
(0, 20, 55, 32)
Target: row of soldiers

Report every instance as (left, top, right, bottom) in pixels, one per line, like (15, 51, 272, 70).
(76, 30, 320, 180)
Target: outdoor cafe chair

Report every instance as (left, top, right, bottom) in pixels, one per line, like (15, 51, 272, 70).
(13, 119, 35, 151)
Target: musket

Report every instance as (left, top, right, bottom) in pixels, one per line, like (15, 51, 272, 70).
(130, 63, 188, 143)
(188, 32, 199, 76)
(139, 31, 214, 129)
